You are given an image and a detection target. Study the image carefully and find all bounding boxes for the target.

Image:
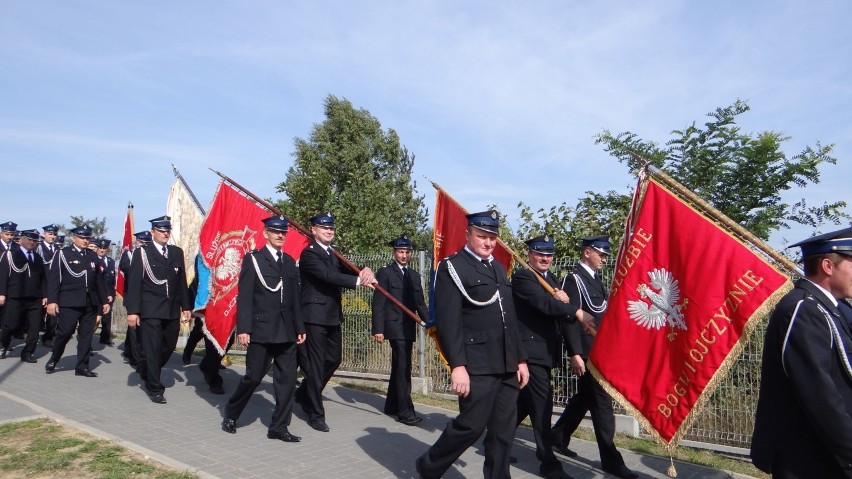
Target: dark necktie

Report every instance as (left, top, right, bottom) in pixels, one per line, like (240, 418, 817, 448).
(162, 245, 168, 258)
(481, 259, 497, 281)
(27, 251, 34, 263)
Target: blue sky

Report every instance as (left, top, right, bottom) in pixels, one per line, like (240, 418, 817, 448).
(2, 1, 850, 250)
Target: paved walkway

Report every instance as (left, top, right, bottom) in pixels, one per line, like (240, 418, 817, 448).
(0, 340, 748, 478)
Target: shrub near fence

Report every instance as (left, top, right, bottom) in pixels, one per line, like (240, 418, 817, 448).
(108, 251, 763, 451)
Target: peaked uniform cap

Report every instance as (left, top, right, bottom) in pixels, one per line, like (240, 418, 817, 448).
(149, 215, 172, 231)
(525, 234, 556, 255)
(466, 210, 500, 235)
(389, 235, 414, 249)
(0, 221, 17, 232)
(581, 235, 611, 255)
(71, 225, 93, 238)
(19, 229, 40, 240)
(310, 212, 335, 228)
(42, 224, 59, 233)
(788, 226, 852, 258)
(263, 215, 289, 232)
(134, 231, 153, 243)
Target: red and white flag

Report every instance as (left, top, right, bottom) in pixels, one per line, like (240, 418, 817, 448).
(116, 203, 133, 297)
(197, 182, 309, 353)
(590, 177, 791, 446)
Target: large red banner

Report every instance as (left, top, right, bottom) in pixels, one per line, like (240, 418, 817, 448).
(116, 204, 133, 298)
(590, 178, 790, 445)
(197, 183, 309, 352)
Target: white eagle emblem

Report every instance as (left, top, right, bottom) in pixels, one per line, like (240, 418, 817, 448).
(627, 268, 688, 340)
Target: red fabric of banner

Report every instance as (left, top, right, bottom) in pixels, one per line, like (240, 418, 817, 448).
(116, 207, 133, 297)
(198, 183, 269, 351)
(590, 179, 788, 444)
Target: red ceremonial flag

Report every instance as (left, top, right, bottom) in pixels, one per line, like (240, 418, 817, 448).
(116, 203, 133, 298)
(589, 177, 792, 446)
(197, 182, 270, 352)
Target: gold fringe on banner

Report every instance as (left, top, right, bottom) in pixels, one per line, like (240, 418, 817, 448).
(589, 160, 796, 474)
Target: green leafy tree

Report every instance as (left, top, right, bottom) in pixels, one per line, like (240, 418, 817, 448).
(595, 99, 848, 241)
(276, 95, 429, 254)
(515, 190, 632, 258)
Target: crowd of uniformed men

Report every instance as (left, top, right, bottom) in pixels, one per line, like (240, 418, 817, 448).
(0, 212, 639, 479)
(5, 211, 850, 478)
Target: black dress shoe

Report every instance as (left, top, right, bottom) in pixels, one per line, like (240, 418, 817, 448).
(148, 394, 167, 404)
(221, 418, 237, 434)
(308, 419, 330, 432)
(267, 430, 301, 442)
(602, 465, 639, 479)
(21, 356, 37, 364)
(45, 360, 57, 374)
(75, 369, 98, 377)
(397, 415, 423, 426)
(100, 340, 115, 346)
(181, 353, 191, 365)
(0, 348, 8, 359)
(552, 444, 578, 458)
(209, 384, 225, 395)
(509, 456, 518, 464)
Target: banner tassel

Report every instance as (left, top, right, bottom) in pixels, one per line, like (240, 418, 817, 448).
(667, 455, 677, 477)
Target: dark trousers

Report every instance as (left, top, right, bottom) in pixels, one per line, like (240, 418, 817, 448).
(226, 341, 297, 433)
(50, 305, 97, 372)
(516, 362, 562, 474)
(41, 310, 57, 342)
(99, 304, 114, 343)
(384, 339, 416, 419)
(552, 368, 624, 470)
(183, 317, 205, 359)
(200, 336, 223, 388)
(0, 297, 43, 360)
(417, 372, 519, 479)
(296, 322, 341, 421)
(123, 325, 143, 368)
(137, 317, 179, 395)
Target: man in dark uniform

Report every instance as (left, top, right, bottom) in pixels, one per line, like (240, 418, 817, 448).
(416, 211, 529, 479)
(125, 216, 191, 404)
(371, 235, 429, 426)
(294, 212, 376, 433)
(0, 229, 47, 362)
(512, 235, 595, 479)
(37, 225, 59, 347)
(0, 222, 15, 252)
(551, 235, 637, 479)
(0, 222, 16, 340)
(94, 238, 117, 345)
(120, 231, 150, 368)
(44, 225, 110, 377)
(751, 227, 852, 478)
(221, 216, 306, 441)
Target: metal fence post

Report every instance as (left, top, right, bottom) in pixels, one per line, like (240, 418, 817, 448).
(418, 250, 426, 381)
